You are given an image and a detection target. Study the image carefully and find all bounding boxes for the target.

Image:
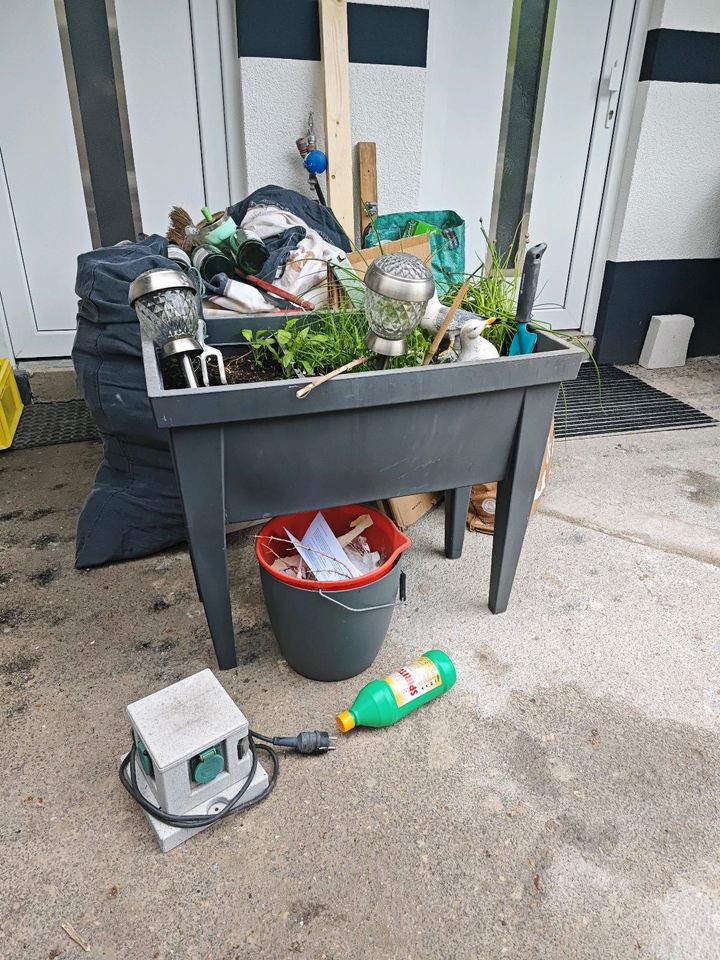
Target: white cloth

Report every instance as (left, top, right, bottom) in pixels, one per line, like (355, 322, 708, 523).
(204, 204, 344, 314)
(205, 283, 270, 315)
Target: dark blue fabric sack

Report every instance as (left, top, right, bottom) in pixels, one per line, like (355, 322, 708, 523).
(72, 188, 340, 567)
(72, 235, 187, 567)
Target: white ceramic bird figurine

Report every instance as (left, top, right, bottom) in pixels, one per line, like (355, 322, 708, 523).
(421, 292, 483, 340)
(457, 318, 499, 362)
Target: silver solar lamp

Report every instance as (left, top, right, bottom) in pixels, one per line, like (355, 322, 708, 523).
(364, 253, 435, 357)
(129, 269, 202, 388)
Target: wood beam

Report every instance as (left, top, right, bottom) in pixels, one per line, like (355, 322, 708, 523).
(357, 141, 377, 238)
(319, 0, 355, 240)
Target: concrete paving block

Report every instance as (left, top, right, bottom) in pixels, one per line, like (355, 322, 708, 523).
(639, 313, 694, 369)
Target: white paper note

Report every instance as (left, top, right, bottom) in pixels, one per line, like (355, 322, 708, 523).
(286, 512, 361, 581)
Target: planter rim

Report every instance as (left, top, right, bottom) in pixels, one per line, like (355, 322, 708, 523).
(141, 320, 584, 430)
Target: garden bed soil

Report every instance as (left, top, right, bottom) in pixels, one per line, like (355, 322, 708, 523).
(162, 349, 284, 389)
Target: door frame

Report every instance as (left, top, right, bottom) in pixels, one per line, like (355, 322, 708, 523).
(581, 0, 654, 335)
(530, 0, 637, 331)
(0, 0, 234, 364)
(421, 0, 654, 337)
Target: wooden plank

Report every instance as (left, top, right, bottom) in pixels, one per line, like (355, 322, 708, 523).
(357, 141, 377, 238)
(319, 0, 355, 240)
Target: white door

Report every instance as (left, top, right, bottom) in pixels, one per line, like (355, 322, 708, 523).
(421, 0, 636, 331)
(0, 0, 91, 359)
(0, 0, 230, 360)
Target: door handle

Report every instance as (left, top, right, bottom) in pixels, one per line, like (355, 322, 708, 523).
(605, 58, 622, 128)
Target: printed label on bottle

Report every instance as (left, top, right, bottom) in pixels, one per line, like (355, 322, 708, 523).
(385, 657, 441, 707)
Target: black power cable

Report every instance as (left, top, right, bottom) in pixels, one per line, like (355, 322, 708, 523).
(119, 729, 332, 830)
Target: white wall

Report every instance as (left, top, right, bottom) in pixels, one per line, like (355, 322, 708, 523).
(234, 0, 430, 242)
(608, 0, 720, 263)
(653, 0, 720, 32)
(419, 0, 513, 262)
(0, 292, 13, 360)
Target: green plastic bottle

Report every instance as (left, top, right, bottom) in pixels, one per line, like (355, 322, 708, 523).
(336, 650, 456, 733)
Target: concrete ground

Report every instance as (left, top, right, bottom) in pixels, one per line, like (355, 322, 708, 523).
(1, 360, 719, 960)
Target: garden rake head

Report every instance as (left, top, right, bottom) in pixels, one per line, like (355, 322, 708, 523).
(197, 319, 227, 387)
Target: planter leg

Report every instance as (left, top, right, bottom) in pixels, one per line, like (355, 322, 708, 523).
(170, 429, 237, 670)
(489, 386, 557, 614)
(444, 486, 471, 559)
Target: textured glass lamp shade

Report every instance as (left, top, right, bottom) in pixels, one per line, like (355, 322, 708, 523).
(364, 287, 428, 354)
(129, 268, 202, 388)
(364, 253, 435, 357)
(133, 287, 199, 344)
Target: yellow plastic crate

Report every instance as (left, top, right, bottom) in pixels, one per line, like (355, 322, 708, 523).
(0, 358, 23, 450)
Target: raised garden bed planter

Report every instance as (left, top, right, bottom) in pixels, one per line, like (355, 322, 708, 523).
(141, 313, 583, 669)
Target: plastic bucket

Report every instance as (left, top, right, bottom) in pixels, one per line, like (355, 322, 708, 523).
(256, 506, 410, 681)
(255, 504, 410, 591)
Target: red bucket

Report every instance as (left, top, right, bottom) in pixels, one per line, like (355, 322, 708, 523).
(255, 504, 411, 591)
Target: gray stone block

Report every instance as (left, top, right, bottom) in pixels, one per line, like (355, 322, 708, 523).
(124, 754, 270, 853)
(639, 314, 694, 369)
(127, 670, 253, 817)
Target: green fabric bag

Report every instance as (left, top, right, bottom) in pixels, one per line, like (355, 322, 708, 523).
(364, 210, 465, 294)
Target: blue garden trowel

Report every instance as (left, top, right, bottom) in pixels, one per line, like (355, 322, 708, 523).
(508, 242, 547, 356)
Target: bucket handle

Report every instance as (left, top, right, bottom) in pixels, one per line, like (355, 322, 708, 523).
(318, 572, 406, 613)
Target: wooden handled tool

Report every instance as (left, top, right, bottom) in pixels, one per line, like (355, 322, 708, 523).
(234, 269, 315, 311)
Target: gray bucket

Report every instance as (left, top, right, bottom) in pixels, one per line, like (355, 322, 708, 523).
(259, 562, 405, 681)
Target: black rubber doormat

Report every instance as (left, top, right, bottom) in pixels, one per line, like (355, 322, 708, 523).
(555, 364, 717, 439)
(9, 400, 100, 450)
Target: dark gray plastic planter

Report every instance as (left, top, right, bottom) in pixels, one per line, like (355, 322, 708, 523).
(141, 314, 583, 670)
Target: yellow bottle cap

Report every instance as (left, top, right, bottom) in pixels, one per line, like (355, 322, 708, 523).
(336, 710, 356, 733)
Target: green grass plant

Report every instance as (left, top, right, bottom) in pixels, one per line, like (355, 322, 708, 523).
(242, 308, 432, 378)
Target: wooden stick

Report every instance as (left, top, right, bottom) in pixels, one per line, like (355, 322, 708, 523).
(61, 922, 90, 952)
(358, 142, 377, 237)
(296, 355, 370, 398)
(319, 0, 355, 239)
(422, 279, 472, 366)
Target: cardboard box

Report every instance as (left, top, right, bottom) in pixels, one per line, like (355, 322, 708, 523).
(468, 421, 555, 535)
(380, 491, 441, 531)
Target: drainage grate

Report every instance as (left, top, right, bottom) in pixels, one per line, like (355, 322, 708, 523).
(555, 364, 718, 439)
(10, 400, 100, 450)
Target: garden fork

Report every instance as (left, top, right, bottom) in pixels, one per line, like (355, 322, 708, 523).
(197, 318, 227, 387)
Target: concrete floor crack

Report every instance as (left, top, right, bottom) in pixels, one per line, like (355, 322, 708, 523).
(537, 506, 720, 569)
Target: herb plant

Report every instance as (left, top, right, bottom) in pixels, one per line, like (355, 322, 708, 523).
(242, 308, 432, 378)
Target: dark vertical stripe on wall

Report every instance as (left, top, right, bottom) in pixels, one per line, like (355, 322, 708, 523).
(347, 4, 428, 67)
(64, 0, 135, 246)
(236, 0, 428, 67)
(237, 0, 320, 61)
(494, 0, 553, 262)
(640, 29, 720, 84)
(593, 259, 720, 365)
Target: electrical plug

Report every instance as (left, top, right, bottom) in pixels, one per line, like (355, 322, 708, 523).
(271, 731, 335, 754)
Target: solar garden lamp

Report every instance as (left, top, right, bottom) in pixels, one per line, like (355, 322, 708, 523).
(129, 268, 203, 388)
(363, 252, 435, 358)
(296, 252, 436, 398)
